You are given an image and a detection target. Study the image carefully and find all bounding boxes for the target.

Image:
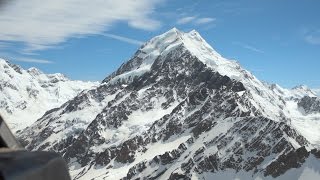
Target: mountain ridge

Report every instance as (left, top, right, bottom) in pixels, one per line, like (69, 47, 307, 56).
(18, 28, 320, 179)
(0, 58, 98, 131)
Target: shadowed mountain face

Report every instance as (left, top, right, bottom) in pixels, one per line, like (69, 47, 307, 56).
(18, 28, 320, 179)
(298, 96, 320, 114)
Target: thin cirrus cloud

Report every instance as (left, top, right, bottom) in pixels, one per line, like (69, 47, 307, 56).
(177, 16, 197, 25)
(195, 17, 216, 24)
(0, 0, 162, 52)
(0, 41, 10, 49)
(177, 16, 215, 25)
(13, 57, 54, 64)
(0, 52, 54, 64)
(100, 33, 144, 46)
(304, 30, 320, 45)
(232, 41, 265, 54)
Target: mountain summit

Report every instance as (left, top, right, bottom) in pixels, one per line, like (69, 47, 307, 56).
(19, 28, 320, 179)
(103, 28, 234, 84)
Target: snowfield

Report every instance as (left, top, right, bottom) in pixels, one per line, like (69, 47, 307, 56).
(16, 28, 320, 179)
(0, 59, 98, 132)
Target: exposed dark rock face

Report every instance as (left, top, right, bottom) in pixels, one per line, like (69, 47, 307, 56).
(17, 28, 320, 180)
(298, 96, 320, 114)
(311, 149, 320, 159)
(54, 47, 254, 169)
(265, 146, 309, 177)
(6, 61, 23, 74)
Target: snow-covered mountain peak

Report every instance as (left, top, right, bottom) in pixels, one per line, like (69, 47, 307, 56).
(292, 85, 317, 98)
(27, 67, 43, 76)
(0, 59, 11, 67)
(266, 83, 316, 100)
(47, 73, 68, 82)
(160, 27, 181, 36)
(0, 58, 16, 66)
(0, 58, 23, 74)
(105, 28, 239, 84)
(0, 58, 98, 131)
(293, 85, 306, 89)
(188, 29, 200, 35)
(293, 84, 314, 92)
(101, 28, 292, 120)
(145, 28, 223, 65)
(17, 29, 320, 180)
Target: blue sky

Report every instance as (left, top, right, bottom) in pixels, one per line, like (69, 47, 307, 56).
(0, 0, 319, 88)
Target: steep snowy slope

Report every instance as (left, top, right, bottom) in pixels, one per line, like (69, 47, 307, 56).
(292, 85, 317, 98)
(104, 28, 286, 121)
(19, 28, 320, 179)
(313, 89, 320, 97)
(265, 83, 320, 148)
(267, 84, 317, 101)
(0, 59, 98, 132)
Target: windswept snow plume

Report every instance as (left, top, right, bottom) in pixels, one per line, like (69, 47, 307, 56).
(18, 28, 320, 179)
(0, 58, 98, 132)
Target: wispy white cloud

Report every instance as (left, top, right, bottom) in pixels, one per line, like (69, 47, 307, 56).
(0, 0, 162, 52)
(232, 41, 265, 54)
(177, 16, 196, 25)
(100, 33, 143, 46)
(13, 57, 54, 64)
(0, 52, 53, 64)
(195, 17, 216, 24)
(0, 41, 10, 49)
(305, 36, 320, 45)
(304, 30, 320, 45)
(176, 16, 215, 25)
(300, 27, 320, 45)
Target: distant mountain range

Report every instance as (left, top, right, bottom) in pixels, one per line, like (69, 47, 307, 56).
(0, 59, 98, 132)
(8, 28, 320, 179)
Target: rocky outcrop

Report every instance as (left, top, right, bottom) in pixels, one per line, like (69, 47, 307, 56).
(18, 28, 320, 180)
(298, 96, 320, 114)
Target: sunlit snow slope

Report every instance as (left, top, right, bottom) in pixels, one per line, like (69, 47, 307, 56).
(0, 59, 98, 132)
(19, 28, 320, 180)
